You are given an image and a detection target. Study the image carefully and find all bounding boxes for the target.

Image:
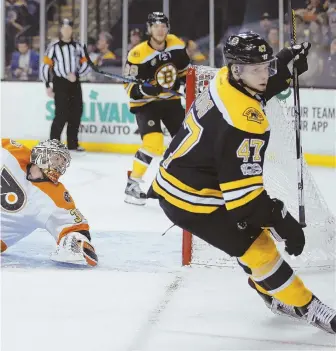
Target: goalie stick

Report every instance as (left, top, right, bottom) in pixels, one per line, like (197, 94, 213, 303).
(288, 0, 306, 227)
(83, 45, 183, 97)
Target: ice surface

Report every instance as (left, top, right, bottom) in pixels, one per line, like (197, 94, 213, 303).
(1, 154, 336, 350)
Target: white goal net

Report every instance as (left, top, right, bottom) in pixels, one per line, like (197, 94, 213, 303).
(183, 65, 336, 270)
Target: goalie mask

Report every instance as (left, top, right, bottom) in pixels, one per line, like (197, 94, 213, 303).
(30, 139, 71, 184)
(224, 31, 277, 93)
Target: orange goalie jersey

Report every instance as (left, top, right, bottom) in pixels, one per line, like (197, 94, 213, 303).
(0, 139, 93, 262)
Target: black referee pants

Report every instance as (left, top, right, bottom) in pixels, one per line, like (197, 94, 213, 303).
(50, 76, 83, 149)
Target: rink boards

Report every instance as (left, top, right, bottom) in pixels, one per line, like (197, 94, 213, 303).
(0, 82, 335, 167)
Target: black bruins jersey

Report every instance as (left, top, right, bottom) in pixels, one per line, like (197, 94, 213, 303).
(124, 34, 190, 112)
(152, 65, 291, 222)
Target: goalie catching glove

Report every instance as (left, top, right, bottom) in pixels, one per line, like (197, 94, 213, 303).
(51, 232, 98, 266)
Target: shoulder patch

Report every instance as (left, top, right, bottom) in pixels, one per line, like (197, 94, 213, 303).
(63, 191, 73, 203)
(131, 50, 140, 58)
(243, 108, 265, 124)
(128, 41, 155, 64)
(9, 140, 23, 148)
(33, 181, 75, 210)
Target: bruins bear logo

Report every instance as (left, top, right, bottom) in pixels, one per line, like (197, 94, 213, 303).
(243, 107, 264, 124)
(155, 63, 177, 89)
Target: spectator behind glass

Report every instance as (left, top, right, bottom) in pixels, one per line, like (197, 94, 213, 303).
(181, 37, 208, 65)
(259, 12, 273, 38)
(6, 1, 21, 65)
(324, 38, 336, 86)
(308, 15, 329, 48)
(95, 32, 121, 67)
(84, 37, 99, 82)
(128, 28, 142, 51)
(87, 36, 99, 62)
(267, 27, 280, 54)
(327, 0, 336, 38)
(300, 47, 325, 86)
(12, 0, 33, 31)
(306, 0, 326, 15)
(26, 0, 39, 35)
(10, 36, 39, 80)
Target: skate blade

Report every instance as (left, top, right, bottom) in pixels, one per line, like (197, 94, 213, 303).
(309, 321, 335, 334)
(270, 304, 304, 322)
(124, 195, 146, 206)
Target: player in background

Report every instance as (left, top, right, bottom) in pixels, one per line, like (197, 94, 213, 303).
(1, 139, 98, 267)
(148, 32, 336, 334)
(123, 12, 190, 205)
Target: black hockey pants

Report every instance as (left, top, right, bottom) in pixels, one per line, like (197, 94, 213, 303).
(50, 76, 83, 149)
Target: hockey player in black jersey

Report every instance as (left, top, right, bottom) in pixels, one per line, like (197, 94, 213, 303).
(123, 12, 190, 205)
(149, 31, 336, 334)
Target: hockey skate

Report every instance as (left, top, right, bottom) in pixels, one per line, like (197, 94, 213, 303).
(298, 296, 336, 334)
(124, 172, 146, 206)
(248, 277, 303, 321)
(68, 145, 86, 154)
(249, 278, 336, 333)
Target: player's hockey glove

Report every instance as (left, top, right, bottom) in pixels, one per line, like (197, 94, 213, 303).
(276, 42, 311, 76)
(51, 232, 98, 266)
(139, 83, 163, 96)
(269, 199, 305, 256)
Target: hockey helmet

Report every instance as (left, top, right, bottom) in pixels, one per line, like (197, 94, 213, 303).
(30, 139, 71, 183)
(147, 12, 170, 30)
(224, 31, 274, 64)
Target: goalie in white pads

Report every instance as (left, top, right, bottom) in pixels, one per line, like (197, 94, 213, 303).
(1, 139, 98, 267)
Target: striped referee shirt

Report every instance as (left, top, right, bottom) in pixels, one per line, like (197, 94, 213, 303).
(41, 40, 90, 87)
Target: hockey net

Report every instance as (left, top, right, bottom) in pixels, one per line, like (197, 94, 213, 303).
(182, 65, 336, 270)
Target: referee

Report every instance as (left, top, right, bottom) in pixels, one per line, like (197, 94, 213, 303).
(41, 18, 90, 152)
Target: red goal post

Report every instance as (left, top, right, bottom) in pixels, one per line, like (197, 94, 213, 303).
(182, 66, 213, 266)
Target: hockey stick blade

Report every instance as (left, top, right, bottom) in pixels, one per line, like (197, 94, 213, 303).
(83, 45, 183, 97)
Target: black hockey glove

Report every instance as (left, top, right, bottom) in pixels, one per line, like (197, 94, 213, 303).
(269, 199, 305, 256)
(139, 83, 163, 96)
(276, 42, 311, 76)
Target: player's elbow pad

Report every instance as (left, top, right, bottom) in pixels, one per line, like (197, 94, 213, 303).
(130, 84, 145, 100)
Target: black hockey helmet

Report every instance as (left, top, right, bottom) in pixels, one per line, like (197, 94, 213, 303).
(147, 12, 169, 29)
(224, 31, 274, 64)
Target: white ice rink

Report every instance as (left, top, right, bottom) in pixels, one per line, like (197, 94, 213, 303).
(1, 153, 336, 351)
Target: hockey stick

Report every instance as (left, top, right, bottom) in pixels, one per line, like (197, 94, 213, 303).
(288, 0, 306, 227)
(83, 45, 183, 97)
